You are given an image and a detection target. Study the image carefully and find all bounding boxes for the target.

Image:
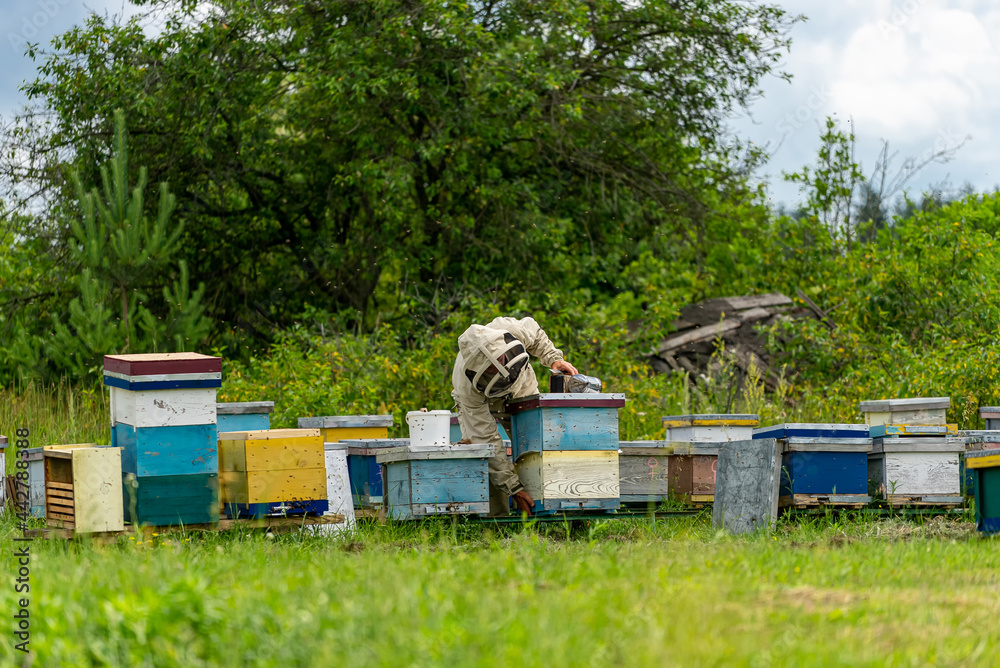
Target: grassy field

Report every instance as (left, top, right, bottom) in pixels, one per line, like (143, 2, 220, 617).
(3, 383, 999, 666)
(1, 511, 998, 667)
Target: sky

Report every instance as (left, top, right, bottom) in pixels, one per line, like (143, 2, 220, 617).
(1, 0, 996, 211)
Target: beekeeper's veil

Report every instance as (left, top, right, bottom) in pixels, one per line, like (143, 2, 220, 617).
(458, 325, 530, 398)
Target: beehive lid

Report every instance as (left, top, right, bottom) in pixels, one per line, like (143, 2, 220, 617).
(868, 424, 957, 438)
(297, 415, 394, 428)
(959, 430, 1000, 443)
(619, 440, 674, 454)
(858, 397, 950, 412)
(217, 401, 275, 415)
(507, 393, 626, 414)
(661, 414, 759, 427)
(218, 428, 320, 441)
(377, 443, 493, 463)
(980, 407, 1000, 418)
(342, 438, 409, 455)
(871, 437, 963, 453)
(103, 352, 221, 376)
(42, 444, 106, 459)
(753, 423, 869, 439)
(324, 441, 349, 451)
(965, 449, 1000, 469)
(619, 440, 670, 448)
(672, 443, 722, 456)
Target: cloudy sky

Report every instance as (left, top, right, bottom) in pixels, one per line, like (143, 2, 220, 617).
(1, 0, 996, 209)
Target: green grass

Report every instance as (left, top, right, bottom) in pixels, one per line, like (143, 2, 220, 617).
(1, 513, 998, 667)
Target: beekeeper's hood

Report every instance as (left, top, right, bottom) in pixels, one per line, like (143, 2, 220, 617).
(458, 325, 530, 398)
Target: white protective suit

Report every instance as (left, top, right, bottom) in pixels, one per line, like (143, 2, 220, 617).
(451, 317, 565, 513)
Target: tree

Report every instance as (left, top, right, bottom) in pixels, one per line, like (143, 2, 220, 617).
(4, 0, 798, 352)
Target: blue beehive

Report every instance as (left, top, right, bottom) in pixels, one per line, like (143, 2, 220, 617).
(342, 438, 408, 508)
(753, 423, 872, 508)
(217, 401, 275, 433)
(509, 393, 625, 514)
(377, 444, 491, 519)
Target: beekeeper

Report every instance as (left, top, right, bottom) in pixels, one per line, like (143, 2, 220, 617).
(451, 316, 578, 516)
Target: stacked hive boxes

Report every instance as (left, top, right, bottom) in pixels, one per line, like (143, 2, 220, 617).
(618, 441, 672, 506)
(218, 429, 328, 518)
(510, 393, 626, 514)
(106, 353, 221, 526)
(340, 438, 408, 509)
(966, 449, 1000, 534)
(752, 423, 872, 508)
(661, 414, 759, 504)
(378, 443, 492, 519)
(44, 444, 124, 533)
(217, 402, 274, 432)
(861, 397, 963, 506)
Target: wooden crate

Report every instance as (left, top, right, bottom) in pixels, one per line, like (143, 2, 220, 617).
(115, 423, 218, 477)
(980, 408, 1000, 431)
(618, 441, 672, 504)
(45, 445, 124, 533)
(217, 401, 274, 432)
(219, 429, 327, 507)
(509, 394, 624, 513)
(669, 443, 719, 502)
(859, 397, 950, 427)
(343, 439, 408, 508)
(966, 450, 1000, 534)
(123, 473, 220, 526)
(868, 437, 963, 503)
(378, 445, 491, 519)
(661, 414, 758, 443)
(297, 415, 393, 443)
(103, 352, 221, 391)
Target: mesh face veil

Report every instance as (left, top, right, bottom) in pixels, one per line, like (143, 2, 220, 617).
(465, 333, 529, 398)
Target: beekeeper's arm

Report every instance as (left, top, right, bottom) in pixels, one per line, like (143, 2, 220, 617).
(454, 394, 525, 498)
(487, 316, 578, 375)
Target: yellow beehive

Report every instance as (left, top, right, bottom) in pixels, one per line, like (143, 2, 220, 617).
(218, 429, 327, 504)
(45, 444, 124, 533)
(296, 415, 393, 442)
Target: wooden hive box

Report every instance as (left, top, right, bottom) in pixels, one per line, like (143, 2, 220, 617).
(669, 443, 720, 503)
(661, 414, 759, 443)
(754, 424, 871, 507)
(22, 447, 47, 518)
(103, 352, 222, 391)
(377, 444, 491, 519)
(297, 415, 393, 443)
(509, 394, 625, 514)
(859, 397, 950, 427)
(342, 438, 408, 508)
(868, 437, 963, 504)
(217, 401, 275, 432)
(123, 473, 220, 526)
(980, 407, 1000, 431)
(219, 429, 327, 517)
(320, 441, 355, 530)
(966, 450, 1000, 534)
(0, 435, 5, 511)
(957, 431, 1000, 497)
(45, 445, 124, 533)
(116, 423, 218, 477)
(618, 441, 673, 505)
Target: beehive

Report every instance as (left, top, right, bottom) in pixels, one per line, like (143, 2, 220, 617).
(217, 401, 275, 432)
(668, 443, 720, 502)
(297, 415, 394, 443)
(980, 407, 1000, 431)
(342, 438, 408, 508)
(957, 431, 1000, 497)
(219, 429, 327, 517)
(966, 449, 1000, 534)
(510, 394, 625, 514)
(618, 441, 672, 505)
(24, 447, 46, 518)
(45, 445, 124, 533)
(106, 353, 222, 526)
(660, 414, 758, 443)
(868, 437, 963, 504)
(753, 424, 872, 507)
(377, 444, 491, 519)
(859, 397, 950, 427)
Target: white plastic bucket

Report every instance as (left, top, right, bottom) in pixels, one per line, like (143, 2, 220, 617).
(406, 410, 452, 449)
